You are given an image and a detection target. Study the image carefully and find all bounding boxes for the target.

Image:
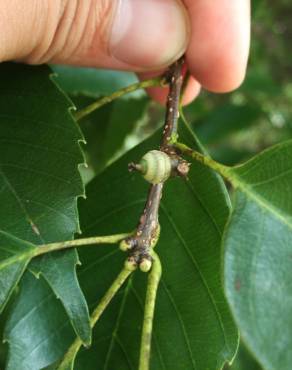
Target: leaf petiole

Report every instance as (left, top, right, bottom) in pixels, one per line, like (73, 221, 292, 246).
(0, 233, 130, 273)
(36, 233, 131, 257)
(174, 141, 230, 178)
(139, 252, 162, 370)
(75, 77, 167, 121)
(57, 265, 133, 370)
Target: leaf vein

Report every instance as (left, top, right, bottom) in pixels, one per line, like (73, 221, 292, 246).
(160, 280, 197, 370)
(160, 205, 230, 353)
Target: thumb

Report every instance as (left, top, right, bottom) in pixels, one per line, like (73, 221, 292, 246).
(0, 0, 189, 71)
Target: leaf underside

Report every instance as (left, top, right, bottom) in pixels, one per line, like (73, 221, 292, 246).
(224, 140, 292, 370)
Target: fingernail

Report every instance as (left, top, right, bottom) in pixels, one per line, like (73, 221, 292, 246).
(110, 0, 190, 69)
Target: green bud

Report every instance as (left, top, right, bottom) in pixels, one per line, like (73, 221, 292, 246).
(139, 258, 152, 273)
(124, 257, 137, 271)
(120, 239, 131, 252)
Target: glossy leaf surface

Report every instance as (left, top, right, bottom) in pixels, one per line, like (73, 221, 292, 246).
(0, 63, 90, 359)
(0, 232, 34, 312)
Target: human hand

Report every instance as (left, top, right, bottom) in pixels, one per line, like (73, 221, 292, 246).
(0, 0, 250, 103)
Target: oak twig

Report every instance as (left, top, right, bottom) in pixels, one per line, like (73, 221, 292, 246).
(160, 57, 185, 151)
(121, 57, 188, 271)
(121, 184, 162, 271)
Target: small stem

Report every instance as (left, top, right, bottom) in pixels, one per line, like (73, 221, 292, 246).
(57, 266, 133, 370)
(139, 252, 162, 370)
(174, 141, 230, 177)
(75, 77, 167, 121)
(161, 57, 185, 150)
(123, 184, 162, 269)
(137, 184, 162, 240)
(122, 58, 187, 268)
(1, 234, 130, 274)
(90, 267, 132, 327)
(35, 233, 130, 257)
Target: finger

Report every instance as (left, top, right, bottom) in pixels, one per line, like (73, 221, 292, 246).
(0, 0, 190, 72)
(183, 0, 250, 92)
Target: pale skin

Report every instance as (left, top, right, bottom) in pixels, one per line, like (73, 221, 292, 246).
(0, 0, 250, 104)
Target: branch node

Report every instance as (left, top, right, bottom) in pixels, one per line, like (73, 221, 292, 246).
(122, 57, 186, 275)
(176, 159, 191, 178)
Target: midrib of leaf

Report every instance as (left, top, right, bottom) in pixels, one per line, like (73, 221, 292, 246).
(178, 124, 292, 231)
(230, 139, 292, 179)
(0, 250, 35, 271)
(160, 280, 197, 370)
(160, 204, 230, 354)
(225, 170, 292, 230)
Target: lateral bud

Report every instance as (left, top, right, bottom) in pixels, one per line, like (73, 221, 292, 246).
(124, 257, 138, 271)
(139, 258, 152, 273)
(119, 239, 132, 252)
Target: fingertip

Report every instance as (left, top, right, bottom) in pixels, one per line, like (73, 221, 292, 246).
(187, 53, 247, 93)
(184, 0, 250, 93)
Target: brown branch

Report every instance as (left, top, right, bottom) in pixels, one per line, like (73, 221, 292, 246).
(122, 184, 162, 271)
(160, 57, 185, 152)
(122, 57, 188, 271)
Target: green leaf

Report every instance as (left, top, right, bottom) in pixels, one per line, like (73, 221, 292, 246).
(69, 122, 238, 369)
(0, 231, 34, 313)
(52, 65, 143, 99)
(31, 251, 91, 346)
(224, 140, 292, 370)
(4, 272, 75, 370)
(98, 97, 149, 167)
(0, 63, 90, 349)
(227, 342, 262, 370)
(75, 96, 148, 174)
(0, 233, 90, 347)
